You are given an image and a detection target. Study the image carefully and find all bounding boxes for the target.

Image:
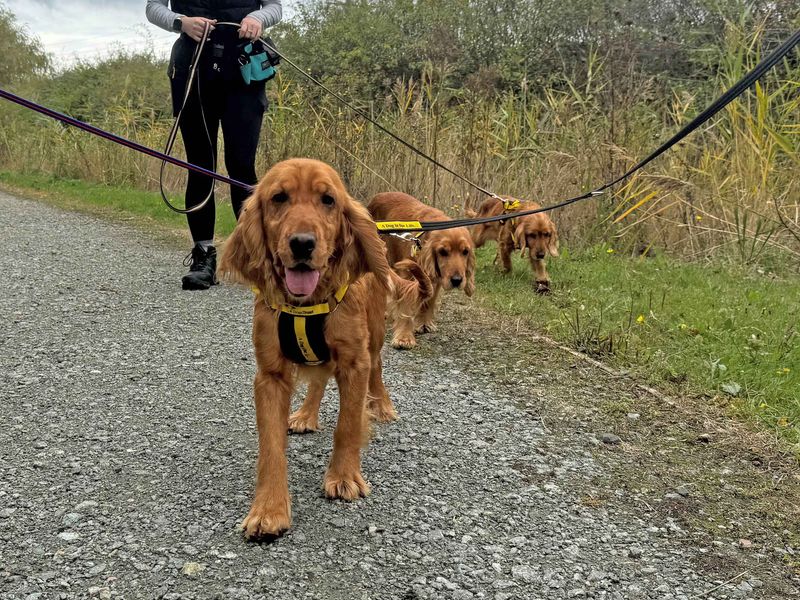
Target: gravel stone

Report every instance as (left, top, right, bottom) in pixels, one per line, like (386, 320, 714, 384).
(511, 565, 538, 583)
(61, 512, 82, 526)
(601, 433, 622, 445)
(588, 569, 606, 582)
(428, 529, 444, 542)
(181, 562, 205, 576)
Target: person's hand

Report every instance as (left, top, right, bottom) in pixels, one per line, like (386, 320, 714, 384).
(239, 17, 263, 40)
(180, 16, 216, 42)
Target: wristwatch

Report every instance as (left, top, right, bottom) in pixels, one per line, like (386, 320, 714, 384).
(172, 16, 183, 33)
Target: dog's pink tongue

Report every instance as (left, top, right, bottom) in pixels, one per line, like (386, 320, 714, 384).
(285, 268, 320, 297)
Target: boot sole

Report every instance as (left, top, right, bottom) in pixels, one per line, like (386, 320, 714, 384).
(182, 277, 217, 291)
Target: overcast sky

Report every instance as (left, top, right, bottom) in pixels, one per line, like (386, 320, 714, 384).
(5, 0, 292, 67)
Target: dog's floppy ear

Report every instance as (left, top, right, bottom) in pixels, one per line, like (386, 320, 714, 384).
(514, 222, 527, 256)
(417, 237, 437, 281)
(219, 192, 269, 290)
(548, 226, 560, 257)
(342, 197, 391, 287)
(464, 245, 476, 297)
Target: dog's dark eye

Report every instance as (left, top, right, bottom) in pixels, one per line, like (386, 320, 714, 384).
(321, 194, 335, 206)
(543, 232, 551, 237)
(272, 192, 288, 204)
(462, 248, 469, 256)
(438, 248, 449, 257)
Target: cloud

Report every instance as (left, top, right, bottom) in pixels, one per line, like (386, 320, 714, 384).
(6, 0, 293, 67)
(6, 1, 181, 66)
(16, 0, 150, 8)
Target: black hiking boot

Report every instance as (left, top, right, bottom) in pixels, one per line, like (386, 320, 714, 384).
(182, 244, 217, 290)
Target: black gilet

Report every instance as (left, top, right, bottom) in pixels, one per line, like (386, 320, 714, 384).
(171, 0, 260, 23)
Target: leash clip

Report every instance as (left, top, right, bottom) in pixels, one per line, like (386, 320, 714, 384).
(390, 231, 424, 256)
(390, 231, 422, 244)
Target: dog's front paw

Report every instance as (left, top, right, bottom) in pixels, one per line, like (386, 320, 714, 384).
(324, 469, 370, 500)
(535, 280, 551, 295)
(368, 397, 398, 423)
(415, 322, 437, 334)
(288, 410, 320, 434)
(391, 334, 416, 350)
(240, 496, 291, 540)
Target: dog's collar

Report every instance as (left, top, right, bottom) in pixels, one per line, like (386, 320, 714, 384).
(251, 280, 349, 313)
(269, 282, 349, 316)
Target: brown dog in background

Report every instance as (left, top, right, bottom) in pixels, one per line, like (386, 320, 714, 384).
(468, 196, 559, 294)
(368, 192, 475, 349)
(219, 159, 430, 539)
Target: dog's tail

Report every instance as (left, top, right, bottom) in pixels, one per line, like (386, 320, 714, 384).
(388, 259, 433, 314)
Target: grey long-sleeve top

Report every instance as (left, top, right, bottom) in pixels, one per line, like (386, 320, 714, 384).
(145, 0, 282, 31)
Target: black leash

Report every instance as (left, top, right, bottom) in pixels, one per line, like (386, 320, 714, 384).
(159, 21, 269, 213)
(159, 21, 217, 214)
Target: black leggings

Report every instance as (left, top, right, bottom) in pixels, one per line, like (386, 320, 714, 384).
(170, 51, 266, 243)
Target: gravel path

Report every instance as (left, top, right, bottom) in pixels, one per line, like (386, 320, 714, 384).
(1, 191, 796, 600)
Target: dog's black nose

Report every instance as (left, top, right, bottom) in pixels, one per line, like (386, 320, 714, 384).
(289, 233, 316, 260)
(450, 275, 463, 288)
(536, 252, 546, 259)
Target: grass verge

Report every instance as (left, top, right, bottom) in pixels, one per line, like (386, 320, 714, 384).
(3, 171, 798, 454)
(475, 245, 799, 453)
(0, 171, 238, 243)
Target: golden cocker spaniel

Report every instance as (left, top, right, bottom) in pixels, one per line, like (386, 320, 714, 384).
(220, 159, 429, 539)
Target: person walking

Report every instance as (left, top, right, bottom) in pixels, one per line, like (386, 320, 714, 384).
(146, 0, 282, 290)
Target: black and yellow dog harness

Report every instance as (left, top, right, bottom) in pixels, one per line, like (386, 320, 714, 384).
(255, 283, 349, 366)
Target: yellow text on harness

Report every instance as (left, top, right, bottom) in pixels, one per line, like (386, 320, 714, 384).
(292, 315, 320, 363)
